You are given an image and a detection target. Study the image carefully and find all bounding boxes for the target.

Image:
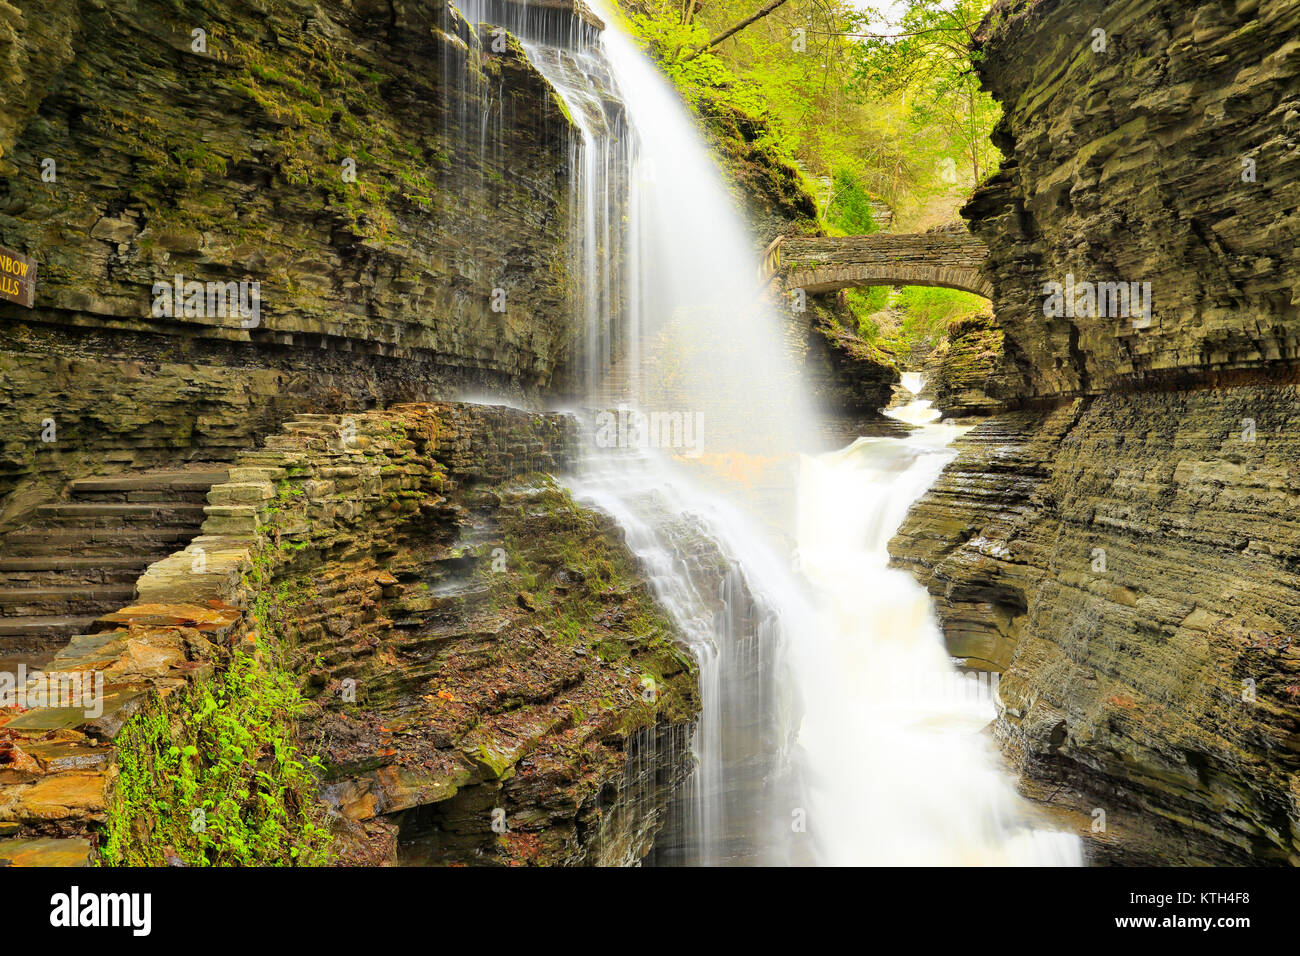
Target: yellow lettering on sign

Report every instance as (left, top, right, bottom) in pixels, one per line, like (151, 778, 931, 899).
(0, 256, 31, 278)
(0, 248, 35, 302)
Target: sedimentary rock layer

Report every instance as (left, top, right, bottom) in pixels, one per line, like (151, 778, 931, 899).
(0, 404, 699, 866)
(967, 0, 1300, 400)
(1, 0, 574, 361)
(0, 0, 582, 518)
(919, 312, 1011, 417)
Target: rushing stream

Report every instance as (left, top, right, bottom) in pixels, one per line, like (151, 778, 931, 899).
(796, 399, 1081, 864)
(465, 0, 1082, 865)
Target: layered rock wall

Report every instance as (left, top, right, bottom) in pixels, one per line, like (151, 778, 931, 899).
(967, 0, 1300, 401)
(1, 403, 699, 866)
(892, 0, 1300, 864)
(918, 312, 1010, 417)
(0, 0, 581, 522)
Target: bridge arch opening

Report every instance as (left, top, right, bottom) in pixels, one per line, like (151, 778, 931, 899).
(761, 229, 1004, 416)
(764, 230, 993, 300)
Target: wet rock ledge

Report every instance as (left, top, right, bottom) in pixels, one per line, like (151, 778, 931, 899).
(0, 403, 699, 866)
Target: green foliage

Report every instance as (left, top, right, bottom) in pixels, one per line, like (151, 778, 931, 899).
(844, 285, 890, 338)
(100, 645, 332, 867)
(625, 0, 1001, 229)
(895, 285, 989, 329)
(631, 14, 771, 118)
(825, 168, 878, 235)
(853, 284, 989, 362)
(848, 0, 1002, 190)
(624, 10, 819, 223)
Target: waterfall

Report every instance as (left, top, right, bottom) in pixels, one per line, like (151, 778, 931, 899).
(888, 375, 943, 426)
(566, 453, 809, 864)
(474, 0, 1081, 865)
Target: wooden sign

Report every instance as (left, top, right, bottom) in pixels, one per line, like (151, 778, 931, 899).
(0, 247, 36, 307)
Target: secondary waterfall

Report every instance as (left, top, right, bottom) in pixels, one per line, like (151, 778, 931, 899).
(474, 0, 1082, 865)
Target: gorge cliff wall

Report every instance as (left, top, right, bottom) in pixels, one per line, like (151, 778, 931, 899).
(0, 0, 580, 525)
(891, 0, 1300, 864)
(966, 0, 1300, 402)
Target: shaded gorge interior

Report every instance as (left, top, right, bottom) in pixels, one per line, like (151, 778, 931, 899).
(0, 0, 1297, 869)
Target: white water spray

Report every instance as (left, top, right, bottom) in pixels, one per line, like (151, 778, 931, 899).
(889, 373, 943, 426)
(485, 0, 1081, 865)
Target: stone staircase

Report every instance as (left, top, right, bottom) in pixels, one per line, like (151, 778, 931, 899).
(0, 467, 228, 659)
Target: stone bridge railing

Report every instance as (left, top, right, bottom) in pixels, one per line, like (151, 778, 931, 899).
(760, 226, 992, 299)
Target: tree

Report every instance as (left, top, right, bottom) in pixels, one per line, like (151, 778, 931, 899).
(680, 0, 794, 60)
(846, 0, 1000, 187)
(627, 0, 1000, 228)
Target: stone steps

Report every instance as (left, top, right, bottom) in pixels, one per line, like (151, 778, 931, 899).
(0, 555, 147, 572)
(1, 526, 200, 555)
(68, 469, 230, 496)
(0, 586, 137, 615)
(33, 501, 209, 527)
(0, 466, 227, 652)
(0, 569, 141, 589)
(0, 615, 100, 642)
(0, 556, 145, 589)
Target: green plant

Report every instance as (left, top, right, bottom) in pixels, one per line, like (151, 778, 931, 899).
(844, 285, 890, 338)
(100, 645, 332, 867)
(842, 283, 989, 362)
(825, 169, 879, 235)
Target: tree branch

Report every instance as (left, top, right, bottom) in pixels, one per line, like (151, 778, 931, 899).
(680, 0, 793, 61)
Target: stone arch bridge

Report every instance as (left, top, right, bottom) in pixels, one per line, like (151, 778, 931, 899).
(761, 226, 992, 299)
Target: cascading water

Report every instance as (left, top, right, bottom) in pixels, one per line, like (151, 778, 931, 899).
(795, 419, 1081, 864)
(567, 453, 809, 864)
(889, 372, 943, 426)
(470, 0, 1081, 865)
